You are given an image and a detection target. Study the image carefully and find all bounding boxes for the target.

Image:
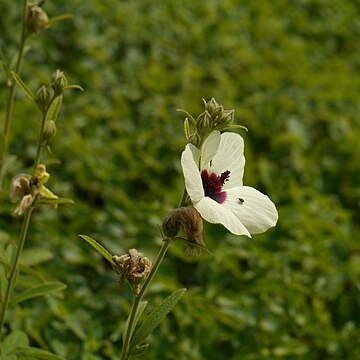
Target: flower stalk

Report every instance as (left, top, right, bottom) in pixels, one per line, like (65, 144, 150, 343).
(120, 238, 172, 360)
(0, 0, 29, 188)
(0, 80, 62, 337)
(0, 207, 33, 340)
(120, 189, 188, 359)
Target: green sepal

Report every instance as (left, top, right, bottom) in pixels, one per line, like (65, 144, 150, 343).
(177, 108, 197, 126)
(11, 71, 35, 101)
(183, 118, 191, 139)
(78, 234, 114, 265)
(46, 95, 63, 123)
(130, 288, 187, 348)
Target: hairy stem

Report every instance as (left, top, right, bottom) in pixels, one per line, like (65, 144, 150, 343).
(0, 0, 28, 186)
(0, 208, 33, 340)
(120, 239, 172, 360)
(34, 111, 47, 167)
(120, 192, 187, 359)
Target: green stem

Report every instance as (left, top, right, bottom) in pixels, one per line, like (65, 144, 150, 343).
(0, 208, 33, 340)
(120, 239, 172, 360)
(0, 0, 28, 186)
(34, 110, 47, 167)
(120, 192, 188, 359)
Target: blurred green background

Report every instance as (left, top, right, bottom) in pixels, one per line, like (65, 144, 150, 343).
(1, 0, 360, 359)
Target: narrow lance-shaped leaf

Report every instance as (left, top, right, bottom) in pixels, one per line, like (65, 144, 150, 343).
(63, 84, 84, 91)
(130, 288, 187, 349)
(47, 14, 73, 25)
(20, 248, 53, 266)
(11, 71, 35, 101)
(11, 282, 66, 305)
(37, 197, 74, 206)
(78, 234, 114, 265)
(15, 346, 66, 360)
(122, 301, 148, 347)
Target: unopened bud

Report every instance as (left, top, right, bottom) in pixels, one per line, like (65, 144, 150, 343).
(113, 249, 152, 284)
(35, 85, 51, 111)
(196, 111, 213, 137)
(43, 120, 57, 141)
(33, 164, 50, 185)
(219, 109, 235, 127)
(51, 70, 67, 95)
(204, 98, 220, 115)
(9, 174, 31, 203)
(26, 3, 49, 35)
(163, 207, 205, 255)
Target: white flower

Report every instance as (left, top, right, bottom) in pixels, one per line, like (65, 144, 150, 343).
(181, 131, 278, 237)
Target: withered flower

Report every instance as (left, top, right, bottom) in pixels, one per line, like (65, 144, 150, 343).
(163, 206, 206, 255)
(113, 249, 152, 284)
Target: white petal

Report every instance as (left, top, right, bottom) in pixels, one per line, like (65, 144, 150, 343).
(224, 186, 278, 234)
(200, 131, 220, 169)
(195, 196, 251, 237)
(181, 144, 204, 202)
(210, 132, 245, 189)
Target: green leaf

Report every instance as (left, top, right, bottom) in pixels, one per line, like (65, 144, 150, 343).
(78, 235, 114, 265)
(122, 301, 148, 347)
(15, 346, 66, 360)
(130, 288, 186, 348)
(20, 248, 53, 266)
(129, 343, 149, 358)
(47, 14, 73, 25)
(46, 95, 63, 123)
(11, 282, 66, 305)
(37, 197, 74, 205)
(11, 71, 35, 101)
(2, 331, 29, 354)
(63, 84, 83, 91)
(0, 244, 9, 267)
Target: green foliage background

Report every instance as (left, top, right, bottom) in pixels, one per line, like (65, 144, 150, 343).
(1, 0, 360, 359)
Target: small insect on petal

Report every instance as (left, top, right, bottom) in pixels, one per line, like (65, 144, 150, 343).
(238, 198, 244, 204)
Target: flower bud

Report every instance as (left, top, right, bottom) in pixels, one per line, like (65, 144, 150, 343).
(35, 85, 51, 111)
(26, 3, 49, 35)
(163, 207, 205, 255)
(43, 120, 57, 141)
(204, 98, 220, 115)
(113, 249, 152, 284)
(9, 174, 31, 203)
(196, 111, 213, 137)
(51, 70, 67, 96)
(203, 98, 235, 130)
(33, 164, 50, 185)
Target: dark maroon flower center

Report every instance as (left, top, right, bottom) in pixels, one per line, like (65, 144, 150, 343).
(201, 169, 230, 204)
